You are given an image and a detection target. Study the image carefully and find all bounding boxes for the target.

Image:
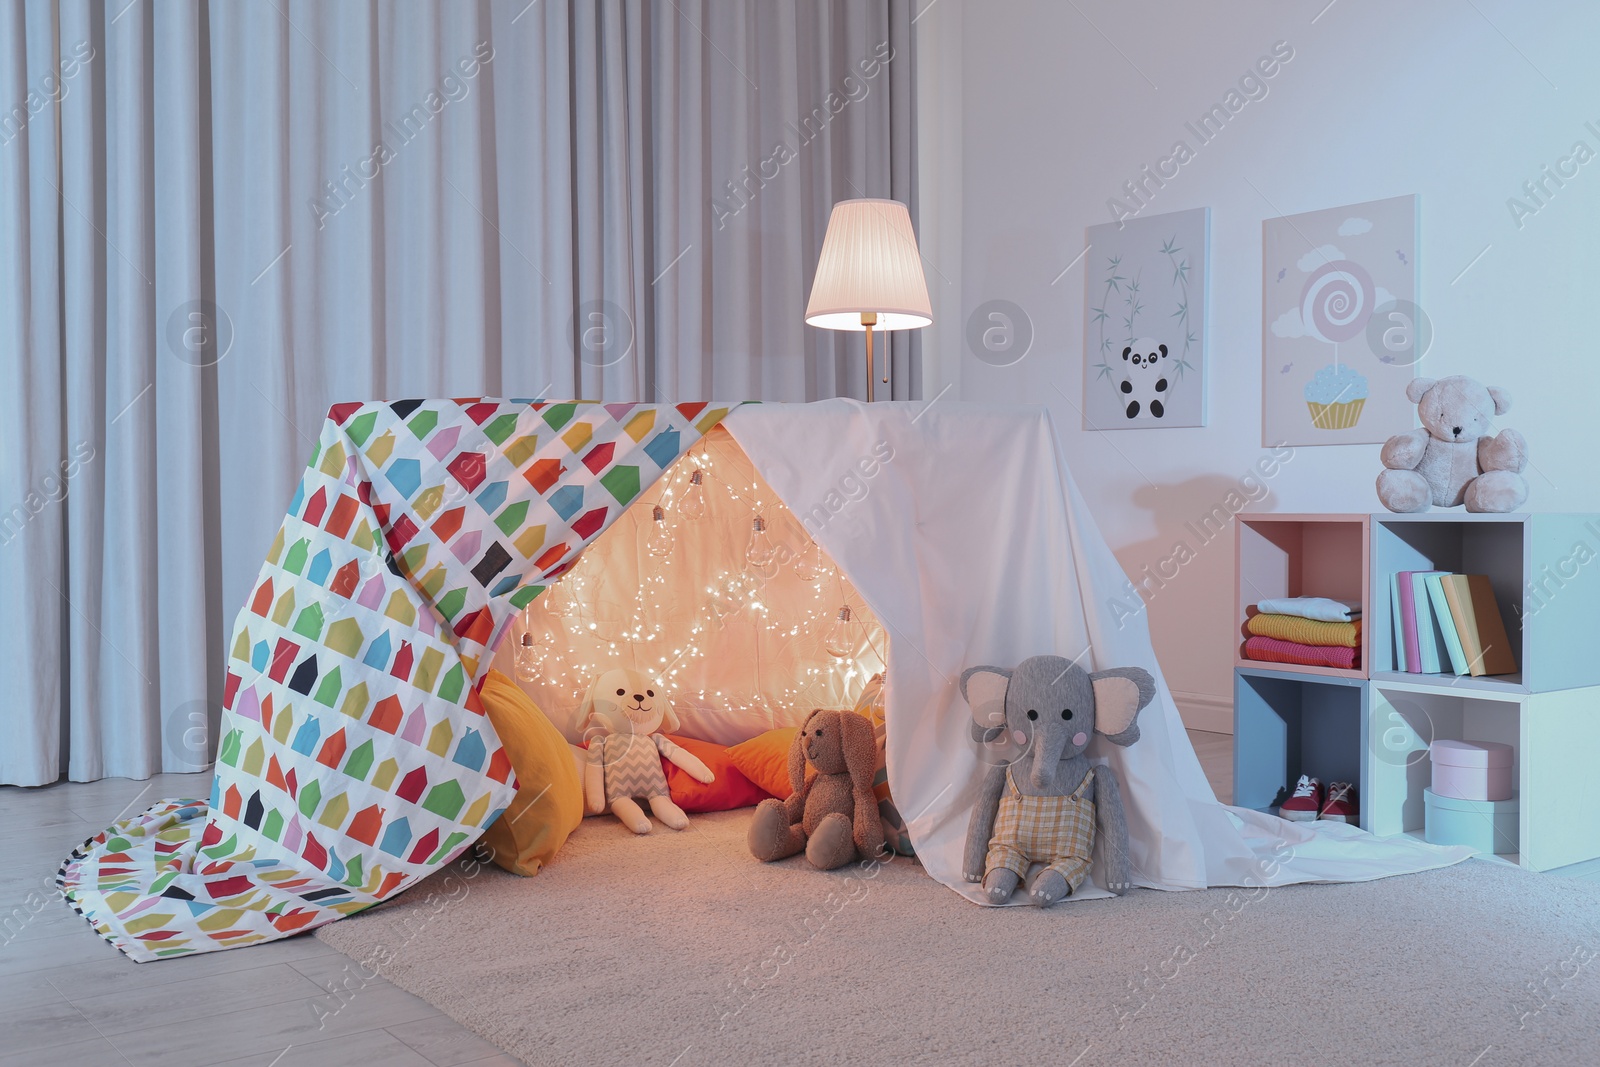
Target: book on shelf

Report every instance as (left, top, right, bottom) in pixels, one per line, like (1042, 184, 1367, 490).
(1424, 573, 1470, 675)
(1441, 574, 1519, 677)
(1390, 573, 1409, 672)
(1409, 571, 1450, 674)
(1396, 571, 1424, 673)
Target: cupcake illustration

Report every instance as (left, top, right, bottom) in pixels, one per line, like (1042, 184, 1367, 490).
(1304, 364, 1368, 429)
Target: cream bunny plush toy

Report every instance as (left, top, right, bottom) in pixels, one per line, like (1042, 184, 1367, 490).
(580, 668, 714, 834)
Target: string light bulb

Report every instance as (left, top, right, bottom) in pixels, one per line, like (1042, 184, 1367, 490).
(679, 470, 707, 520)
(823, 605, 854, 658)
(792, 540, 826, 582)
(647, 505, 674, 558)
(514, 630, 540, 681)
(542, 574, 577, 618)
(745, 515, 774, 567)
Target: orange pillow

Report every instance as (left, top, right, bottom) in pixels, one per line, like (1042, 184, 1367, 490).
(725, 727, 798, 800)
(477, 670, 584, 876)
(661, 735, 771, 812)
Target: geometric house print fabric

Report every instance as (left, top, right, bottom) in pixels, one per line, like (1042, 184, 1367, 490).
(58, 399, 734, 962)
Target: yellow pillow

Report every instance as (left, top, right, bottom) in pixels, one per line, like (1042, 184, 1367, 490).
(726, 727, 798, 799)
(478, 669, 584, 876)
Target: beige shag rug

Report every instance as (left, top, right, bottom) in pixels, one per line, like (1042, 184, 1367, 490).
(316, 811, 1600, 1066)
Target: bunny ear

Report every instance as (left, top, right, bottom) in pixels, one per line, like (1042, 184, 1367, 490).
(788, 710, 822, 796)
(660, 699, 681, 734)
(577, 679, 599, 731)
(839, 711, 878, 794)
(1090, 667, 1156, 747)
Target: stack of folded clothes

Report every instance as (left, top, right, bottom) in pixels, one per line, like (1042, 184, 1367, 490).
(1242, 596, 1361, 669)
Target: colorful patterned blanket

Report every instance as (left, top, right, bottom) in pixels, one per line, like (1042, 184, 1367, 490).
(59, 399, 732, 961)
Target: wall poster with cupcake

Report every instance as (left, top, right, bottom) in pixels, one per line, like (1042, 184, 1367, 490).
(1262, 194, 1420, 445)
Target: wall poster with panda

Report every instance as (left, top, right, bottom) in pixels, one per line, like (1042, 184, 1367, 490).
(1083, 207, 1209, 429)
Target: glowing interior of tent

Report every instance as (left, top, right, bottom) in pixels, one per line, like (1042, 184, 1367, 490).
(490, 427, 887, 745)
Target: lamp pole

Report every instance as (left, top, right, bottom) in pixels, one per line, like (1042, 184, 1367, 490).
(861, 311, 877, 403)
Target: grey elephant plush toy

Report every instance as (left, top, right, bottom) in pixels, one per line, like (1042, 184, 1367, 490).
(961, 656, 1156, 906)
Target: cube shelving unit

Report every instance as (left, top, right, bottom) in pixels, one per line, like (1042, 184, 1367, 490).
(1234, 667, 1367, 813)
(1233, 511, 1600, 872)
(1235, 514, 1369, 680)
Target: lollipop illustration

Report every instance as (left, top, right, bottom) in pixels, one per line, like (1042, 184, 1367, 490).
(1298, 259, 1374, 428)
(1300, 260, 1375, 343)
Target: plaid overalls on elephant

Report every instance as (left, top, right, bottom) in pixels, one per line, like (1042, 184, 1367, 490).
(984, 764, 1097, 892)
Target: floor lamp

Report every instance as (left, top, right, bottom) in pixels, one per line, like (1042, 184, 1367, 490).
(804, 199, 933, 402)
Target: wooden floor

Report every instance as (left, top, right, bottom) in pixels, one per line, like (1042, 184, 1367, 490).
(0, 771, 519, 1067)
(4, 730, 1594, 1065)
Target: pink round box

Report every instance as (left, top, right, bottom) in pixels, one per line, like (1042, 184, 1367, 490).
(1429, 739, 1514, 802)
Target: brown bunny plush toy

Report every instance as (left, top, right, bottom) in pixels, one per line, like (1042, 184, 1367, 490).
(747, 709, 885, 870)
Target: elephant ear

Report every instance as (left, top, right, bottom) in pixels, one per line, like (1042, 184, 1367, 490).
(1405, 377, 1437, 404)
(1487, 385, 1512, 416)
(1090, 667, 1157, 747)
(960, 665, 1013, 743)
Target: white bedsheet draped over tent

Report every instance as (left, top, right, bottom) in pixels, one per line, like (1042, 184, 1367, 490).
(725, 400, 1468, 903)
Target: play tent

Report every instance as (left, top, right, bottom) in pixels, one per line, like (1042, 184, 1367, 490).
(60, 398, 1468, 962)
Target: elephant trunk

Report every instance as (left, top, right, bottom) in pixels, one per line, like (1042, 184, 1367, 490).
(1029, 726, 1070, 790)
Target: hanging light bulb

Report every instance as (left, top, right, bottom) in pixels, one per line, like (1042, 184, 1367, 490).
(792, 540, 826, 582)
(679, 470, 707, 520)
(542, 575, 577, 618)
(823, 606, 854, 658)
(514, 630, 540, 681)
(647, 505, 674, 558)
(745, 515, 774, 567)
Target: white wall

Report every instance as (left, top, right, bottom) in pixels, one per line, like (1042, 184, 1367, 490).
(919, 0, 1600, 731)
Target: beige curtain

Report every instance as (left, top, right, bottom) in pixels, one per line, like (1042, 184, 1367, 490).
(0, 0, 918, 785)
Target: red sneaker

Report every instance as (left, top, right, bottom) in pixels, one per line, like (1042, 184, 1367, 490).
(1279, 775, 1321, 822)
(1320, 781, 1358, 823)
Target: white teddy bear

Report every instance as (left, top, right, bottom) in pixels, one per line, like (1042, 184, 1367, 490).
(1118, 338, 1170, 420)
(580, 667, 714, 834)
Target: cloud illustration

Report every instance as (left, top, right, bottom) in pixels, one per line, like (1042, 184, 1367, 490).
(1337, 217, 1373, 237)
(1271, 307, 1306, 339)
(1296, 244, 1345, 272)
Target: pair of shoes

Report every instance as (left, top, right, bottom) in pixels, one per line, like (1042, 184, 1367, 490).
(1278, 775, 1359, 823)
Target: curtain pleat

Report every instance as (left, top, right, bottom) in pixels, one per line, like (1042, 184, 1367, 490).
(0, 0, 916, 785)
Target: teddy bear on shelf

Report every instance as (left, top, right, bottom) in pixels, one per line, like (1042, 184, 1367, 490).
(1377, 375, 1529, 513)
(580, 668, 713, 834)
(747, 709, 885, 870)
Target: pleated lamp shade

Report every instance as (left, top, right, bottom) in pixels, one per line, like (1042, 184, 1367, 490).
(805, 199, 933, 331)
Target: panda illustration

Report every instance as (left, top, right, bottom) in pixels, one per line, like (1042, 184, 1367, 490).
(1119, 338, 1170, 419)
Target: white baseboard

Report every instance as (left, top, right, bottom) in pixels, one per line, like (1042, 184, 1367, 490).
(1170, 690, 1232, 734)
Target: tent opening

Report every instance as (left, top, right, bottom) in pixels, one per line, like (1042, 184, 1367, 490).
(492, 427, 888, 748)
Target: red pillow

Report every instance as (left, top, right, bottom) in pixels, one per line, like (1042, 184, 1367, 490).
(661, 735, 773, 812)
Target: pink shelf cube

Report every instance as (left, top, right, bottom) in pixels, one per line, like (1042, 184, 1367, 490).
(1234, 513, 1369, 680)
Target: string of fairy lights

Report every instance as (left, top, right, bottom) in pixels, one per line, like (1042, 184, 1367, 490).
(511, 441, 886, 718)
